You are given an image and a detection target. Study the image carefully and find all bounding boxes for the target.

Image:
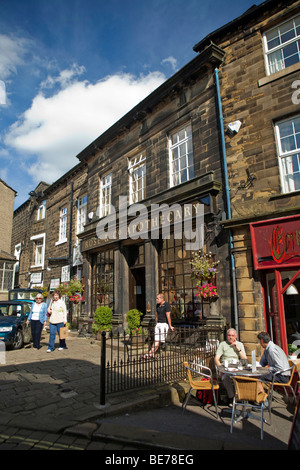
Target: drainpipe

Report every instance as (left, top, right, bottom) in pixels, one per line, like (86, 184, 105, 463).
(214, 68, 239, 335)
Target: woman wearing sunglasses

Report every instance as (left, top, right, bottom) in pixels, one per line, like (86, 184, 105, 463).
(26, 294, 47, 350)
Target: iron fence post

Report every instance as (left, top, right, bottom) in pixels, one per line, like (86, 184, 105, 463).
(100, 331, 106, 406)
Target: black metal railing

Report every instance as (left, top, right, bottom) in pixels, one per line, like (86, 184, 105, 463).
(99, 324, 225, 405)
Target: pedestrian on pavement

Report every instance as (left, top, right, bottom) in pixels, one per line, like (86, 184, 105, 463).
(47, 290, 68, 352)
(26, 294, 47, 350)
(215, 328, 248, 405)
(143, 293, 174, 359)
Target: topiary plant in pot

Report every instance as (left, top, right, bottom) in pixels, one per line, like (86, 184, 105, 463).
(92, 306, 112, 338)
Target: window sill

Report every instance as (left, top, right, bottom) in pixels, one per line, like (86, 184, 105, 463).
(55, 239, 67, 246)
(269, 189, 300, 200)
(258, 62, 300, 87)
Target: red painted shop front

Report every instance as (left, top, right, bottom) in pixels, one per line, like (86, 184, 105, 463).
(250, 215, 300, 355)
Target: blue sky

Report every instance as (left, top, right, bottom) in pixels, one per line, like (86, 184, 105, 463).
(0, 0, 263, 209)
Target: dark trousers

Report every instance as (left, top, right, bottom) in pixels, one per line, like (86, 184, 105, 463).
(30, 320, 44, 349)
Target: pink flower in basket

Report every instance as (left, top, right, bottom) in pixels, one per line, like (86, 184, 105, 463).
(69, 293, 82, 304)
(197, 283, 218, 299)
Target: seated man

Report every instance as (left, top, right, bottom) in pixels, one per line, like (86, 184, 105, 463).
(257, 331, 290, 384)
(215, 328, 247, 404)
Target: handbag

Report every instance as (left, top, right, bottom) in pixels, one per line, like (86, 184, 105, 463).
(59, 326, 68, 340)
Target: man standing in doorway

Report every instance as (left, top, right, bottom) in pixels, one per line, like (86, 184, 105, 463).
(144, 293, 174, 358)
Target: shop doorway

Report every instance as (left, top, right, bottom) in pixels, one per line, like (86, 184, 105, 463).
(129, 267, 146, 314)
(265, 269, 300, 354)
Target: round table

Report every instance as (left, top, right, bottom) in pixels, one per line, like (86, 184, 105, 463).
(218, 365, 269, 377)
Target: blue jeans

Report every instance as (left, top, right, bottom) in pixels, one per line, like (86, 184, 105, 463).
(48, 323, 66, 351)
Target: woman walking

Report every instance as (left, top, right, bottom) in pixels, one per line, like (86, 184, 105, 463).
(26, 294, 47, 350)
(47, 290, 68, 352)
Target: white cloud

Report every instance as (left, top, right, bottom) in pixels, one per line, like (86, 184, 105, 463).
(161, 56, 178, 72)
(40, 63, 86, 89)
(0, 34, 29, 80)
(5, 69, 166, 183)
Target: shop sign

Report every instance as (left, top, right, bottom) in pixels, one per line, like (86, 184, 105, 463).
(61, 265, 70, 282)
(81, 198, 205, 252)
(30, 272, 42, 284)
(250, 215, 300, 270)
(50, 279, 60, 290)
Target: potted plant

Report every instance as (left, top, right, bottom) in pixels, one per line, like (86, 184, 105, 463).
(126, 309, 143, 333)
(92, 306, 113, 339)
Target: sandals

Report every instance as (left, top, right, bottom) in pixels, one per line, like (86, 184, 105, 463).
(141, 353, 154, 359)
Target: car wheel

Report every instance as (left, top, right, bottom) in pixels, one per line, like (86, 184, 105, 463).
(12, 329, 24, 350)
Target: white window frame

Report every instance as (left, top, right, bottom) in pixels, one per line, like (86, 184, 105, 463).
(128, 152, 146, 204)
(0, 261, 15, 292)
(37, 200, 46, 221)
(30, 233, 46, 269)
(169, 123, 194, 188)
(56, 207, 68, 245)
(275, 115, 300, 193)
(99, 173, 112, 218)
(263, 14, 300, 76)
(77, 194, 87, 235)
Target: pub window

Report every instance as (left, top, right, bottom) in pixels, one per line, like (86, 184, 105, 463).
(128, 152, 146, 204)
(159, 234, 201, 322)
(169, 123, 194, 187)
(94, 250, 114, 309)
(0, 261, 15, 292)
(58, 207, 67, 243)
(99, 173, 112, 218)
(264, 15, 300, 75)
(77, 194, 87, 234)
(37, 200, 46, 221)
(30, 233, 46, 269)
(275, 115, 300, 193)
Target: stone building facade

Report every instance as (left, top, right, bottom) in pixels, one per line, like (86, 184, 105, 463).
(0, 179, 16, 300)
(12, 163, 87, 325)
(77, 43, 230, 332)
(194, 0, 300, 355)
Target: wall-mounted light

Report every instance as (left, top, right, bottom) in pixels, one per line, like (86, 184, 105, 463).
(227, 120, 242, 136)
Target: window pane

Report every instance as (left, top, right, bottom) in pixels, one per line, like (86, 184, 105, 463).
(268, 50, 284, 74)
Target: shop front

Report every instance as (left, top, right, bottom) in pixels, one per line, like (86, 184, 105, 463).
(80, 189, 229, 330)
(250, 215, 300, 355)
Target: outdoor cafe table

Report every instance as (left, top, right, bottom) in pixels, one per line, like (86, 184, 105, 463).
(218, 365, 270, 423)
(218, 365, 269, 377)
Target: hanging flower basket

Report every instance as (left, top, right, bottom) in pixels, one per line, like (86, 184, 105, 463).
(191, 251, 219, 283)
(196, 283, 218, 300)
(69, 293, 82, 304)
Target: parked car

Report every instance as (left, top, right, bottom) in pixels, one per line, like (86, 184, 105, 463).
(9, 288, 43, 302)
(0, 300, 32, 350)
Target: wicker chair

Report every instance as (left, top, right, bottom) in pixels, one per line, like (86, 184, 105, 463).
(270, 365, 297, 404)
(182, 361, 219, 419)
(230, 376, 270, 440)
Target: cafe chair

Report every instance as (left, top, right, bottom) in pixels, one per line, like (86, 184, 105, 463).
(270, 364, 297, 405)
(182, 361, 219, 419)
(230, 376, 270, 440)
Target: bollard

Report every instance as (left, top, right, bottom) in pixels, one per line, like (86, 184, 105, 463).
(100, 331, 106, 406)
